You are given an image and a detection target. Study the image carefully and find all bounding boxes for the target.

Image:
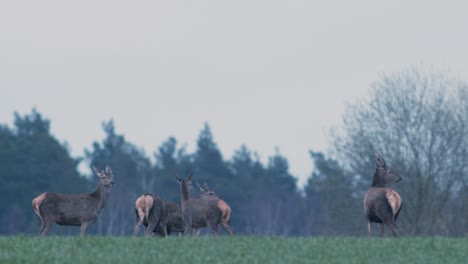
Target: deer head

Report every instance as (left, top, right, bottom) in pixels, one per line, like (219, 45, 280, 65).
(93, 165, 116, 188)
(176, 173, 194, 192)
(197, 182, 217, 199)
(372, 153, 401, 187)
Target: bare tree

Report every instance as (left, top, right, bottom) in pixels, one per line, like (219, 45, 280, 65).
(333, 66, 468, 235)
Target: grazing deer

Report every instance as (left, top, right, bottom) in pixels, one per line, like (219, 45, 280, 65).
(133, 193, 169, 237)
(364, 153, 403, 237)
(196, 182, 234, 235)
(176, 174, 230, 236)
(32, 166, 115, 237)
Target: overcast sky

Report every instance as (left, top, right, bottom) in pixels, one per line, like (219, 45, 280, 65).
(1, 0, 467, 186)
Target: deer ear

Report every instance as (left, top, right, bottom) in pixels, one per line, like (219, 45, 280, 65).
(175, 176, 182, 183)
(196, 182, 204, 191)
(93, 166, 102, 178)
(188, 172, 193, 181)
(203, 182, 210, 190)
(374, 153, 383, 168)
(105, 165, 112, 175)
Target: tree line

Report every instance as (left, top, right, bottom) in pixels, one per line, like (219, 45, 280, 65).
(1, 67, 467, 236)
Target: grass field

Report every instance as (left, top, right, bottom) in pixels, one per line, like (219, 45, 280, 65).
(0, 236, 467, 264)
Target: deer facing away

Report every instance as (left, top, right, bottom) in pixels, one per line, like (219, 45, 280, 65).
(32, 166, 115, 236)
(364, 153, 403, 237)
(133, 193, 169, 237)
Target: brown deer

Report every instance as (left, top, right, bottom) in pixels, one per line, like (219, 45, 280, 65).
(165, 201, 185, 235)
(176, 174, 231, 236)
(364, 153, 403, 237)
(32, 166, 115, 236)
(133, 193, 169, 237)
(196, 182, 234, 235)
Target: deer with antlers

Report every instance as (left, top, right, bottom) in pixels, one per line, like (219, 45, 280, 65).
(32, 166, 115, 236)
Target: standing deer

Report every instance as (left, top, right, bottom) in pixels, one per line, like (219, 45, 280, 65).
(364, 153, 403, 237)
(32, 166, 115, 236)
(176, 174, 230, 236)
(133, 193, 169, 237)
(196, 182, 234, 235)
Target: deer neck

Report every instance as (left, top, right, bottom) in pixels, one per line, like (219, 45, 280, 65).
(92, 181, 111, 213)
(180, 183, 190, 206)
(371, 171, 386, 188)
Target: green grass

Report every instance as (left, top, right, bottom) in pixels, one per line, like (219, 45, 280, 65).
(0, 236, 467, 264)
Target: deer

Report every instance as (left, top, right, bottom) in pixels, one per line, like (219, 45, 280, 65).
(364, 153, 403, 237)
(133, 193, 169, 237)
(32, 165, 115, 237)
(196, 182, 234, 235)
(165, 201, 185, 235)
(176, 173, 233, 236)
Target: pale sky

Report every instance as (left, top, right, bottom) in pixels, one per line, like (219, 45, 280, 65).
(1, 0, 467, 186)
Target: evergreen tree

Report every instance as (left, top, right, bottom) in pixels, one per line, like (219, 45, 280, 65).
(152, 137, 193, 203)
(193, 123, 233, 198)
(243, 149, 302, 235)
(0, 110, 86, 234)
(304, 151, 362, 235)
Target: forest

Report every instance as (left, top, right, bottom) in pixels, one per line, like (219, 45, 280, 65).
(1, 68, 467, 236)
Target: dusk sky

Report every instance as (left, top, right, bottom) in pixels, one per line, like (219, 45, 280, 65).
(1, 0, 467, 186)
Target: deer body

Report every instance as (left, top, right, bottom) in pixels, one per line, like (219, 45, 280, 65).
(364, 154, 402, 237)
(32, 166, 115, 236)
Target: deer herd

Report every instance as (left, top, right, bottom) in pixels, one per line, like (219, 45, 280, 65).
(32, 152, 403, 238)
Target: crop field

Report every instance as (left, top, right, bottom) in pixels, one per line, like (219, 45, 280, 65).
(0, 236, 467, 264)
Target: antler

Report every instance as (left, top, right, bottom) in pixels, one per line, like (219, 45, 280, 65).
(196, 182, 205, 191)
(174, 171, 183, 182)
(188, 172, 194, 180)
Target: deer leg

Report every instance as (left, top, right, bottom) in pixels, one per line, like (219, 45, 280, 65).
(379, 223, 385, 237)
(208, 221, 219, 236)
(40, 220, 52, 236)
(183, 224, 193, 236)
(220, 220, 235, 235)
(38, 219, 46, 235)
(182, 215, 193, 236)
(145, 219, 157, 237)
(195, 228, 201, 236)
(133, 208, 145, 236)
(367, 221, 371, 237)
(158, 223, 168, 237)
(383, 219, 400, 237)
(133, 220, 143, 236)
(80, 222, 89, 237)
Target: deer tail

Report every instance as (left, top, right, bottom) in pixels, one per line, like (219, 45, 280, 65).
(144, 195, 154, 223)
(32, 193, 46, 220)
